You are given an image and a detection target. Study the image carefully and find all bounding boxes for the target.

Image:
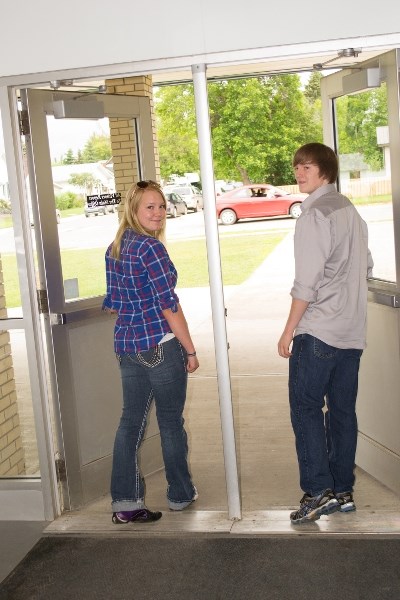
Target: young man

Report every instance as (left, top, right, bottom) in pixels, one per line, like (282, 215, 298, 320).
(278, 143, 373, 524)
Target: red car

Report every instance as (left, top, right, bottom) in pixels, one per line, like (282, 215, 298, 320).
(216, 184, 306, 225)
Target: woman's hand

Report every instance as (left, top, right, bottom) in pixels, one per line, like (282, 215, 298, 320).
(186, 354, 199, 373)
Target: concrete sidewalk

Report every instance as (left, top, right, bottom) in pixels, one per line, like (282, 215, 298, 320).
(166, 231, 400, 511)
(178, 229, 295, 376)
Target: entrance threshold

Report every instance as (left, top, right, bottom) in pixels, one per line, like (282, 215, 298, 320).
(44, 509, 400, 537)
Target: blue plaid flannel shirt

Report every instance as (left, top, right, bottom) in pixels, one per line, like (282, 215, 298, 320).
(103, 230, 179, 354)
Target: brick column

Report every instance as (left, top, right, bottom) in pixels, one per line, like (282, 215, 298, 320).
(105, 75, 160, 214)
(0, 260, 25, 475)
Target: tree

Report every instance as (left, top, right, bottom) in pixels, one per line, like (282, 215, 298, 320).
(335, 84, 388, 170)
(68, 172, 97, 196)
(155, 85, 200, 179)
(63, 148, 76, 165)
(80, 134, 112, 163)
(208, 75, 320, 184)
(156, 75, 322, 186)
(304, 71, 323, 103)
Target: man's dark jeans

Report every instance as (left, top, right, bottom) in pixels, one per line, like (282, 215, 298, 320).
(289, 334, 363, 497)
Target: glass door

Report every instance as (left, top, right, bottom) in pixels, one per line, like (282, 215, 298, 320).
(0, 91, 59, 520)
(22, 88, 160, 511)
(321, 49, 400, 496)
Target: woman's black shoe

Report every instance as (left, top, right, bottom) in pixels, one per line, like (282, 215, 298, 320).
(112, 508, 162, 524)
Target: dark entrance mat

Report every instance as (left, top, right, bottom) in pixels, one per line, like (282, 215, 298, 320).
(1, 536, 399, 600)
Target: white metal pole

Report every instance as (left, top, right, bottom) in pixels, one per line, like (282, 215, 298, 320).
(191, 63, 241, 520)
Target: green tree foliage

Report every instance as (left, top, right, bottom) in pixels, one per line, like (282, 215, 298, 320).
(63, 148, 76, 164)
(209, 75, 321, 184)
(80, 134, 112, 163)
(0, 199, 11, 214)
(304, 71, 323, 103)
(335, 84, 388, 170)
(303, 72, 323, 143)
(55, 191, 83, 210)
(55, 135, 111, 166)
(155, 85, 200, 179)
(156, 75, 322, 186)
(68, 172, 97, 195)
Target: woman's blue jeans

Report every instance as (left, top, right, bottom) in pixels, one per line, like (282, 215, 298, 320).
(111, 337, 196, 511)
(289, 334, 363, 497)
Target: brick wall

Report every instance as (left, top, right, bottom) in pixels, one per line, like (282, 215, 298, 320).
(0, 259, 25, 475)
(105, 75, 160, 214)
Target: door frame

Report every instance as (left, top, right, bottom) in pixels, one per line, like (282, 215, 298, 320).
(321, 48, 400, 297)
(0, 87, 160, 518)
(0, 86, 59, 520)
(23, 89, 161, 512)
(2, 43, 400, 521)
(320, 48, 400, 494)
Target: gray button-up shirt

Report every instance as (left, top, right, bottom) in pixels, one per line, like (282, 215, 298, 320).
(291, 184, 373, 349)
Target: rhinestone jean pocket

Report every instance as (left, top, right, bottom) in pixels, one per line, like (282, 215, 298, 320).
(136, 344, 164, 368)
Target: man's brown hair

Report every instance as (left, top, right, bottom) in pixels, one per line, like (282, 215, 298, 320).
(293, 143, 338, 184)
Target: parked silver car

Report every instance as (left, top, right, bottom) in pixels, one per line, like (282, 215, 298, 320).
(84, 203, 117, 217)
(165, 192, 188, 218)
(163, 185, 203, 212)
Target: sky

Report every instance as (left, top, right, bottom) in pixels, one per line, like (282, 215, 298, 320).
(46, 117, 110, 161)
(0, 113, 109, 162)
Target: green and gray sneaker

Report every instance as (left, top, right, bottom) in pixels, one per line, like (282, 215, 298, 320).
(290, 489, 340, 524)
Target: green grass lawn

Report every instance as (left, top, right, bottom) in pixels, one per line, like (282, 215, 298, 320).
(0, 215, 12, 229)
(168, 233, 285, 287)
(1, 232, 285, 308)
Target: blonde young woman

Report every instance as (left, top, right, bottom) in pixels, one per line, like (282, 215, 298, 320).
(103, 180, 199, 524)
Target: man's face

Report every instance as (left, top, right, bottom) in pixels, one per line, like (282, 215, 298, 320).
(294, 162, 329, 194)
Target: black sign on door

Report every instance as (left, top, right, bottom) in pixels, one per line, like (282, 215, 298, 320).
(86, 193, 121, 208)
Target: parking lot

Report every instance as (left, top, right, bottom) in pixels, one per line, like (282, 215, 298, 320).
(0, 203, 393, 281)
(53, 208, 296, 250)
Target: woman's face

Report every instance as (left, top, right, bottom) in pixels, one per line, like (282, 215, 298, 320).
(136, 189, 166, 232)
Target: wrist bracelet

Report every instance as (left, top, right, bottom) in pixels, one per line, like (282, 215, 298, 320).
(187, 351, 197, 356)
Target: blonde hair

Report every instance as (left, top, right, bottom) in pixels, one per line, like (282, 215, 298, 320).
(110, 181, 167, 259)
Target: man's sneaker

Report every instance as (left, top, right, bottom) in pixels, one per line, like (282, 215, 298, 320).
(290, 489, 340, 524)
(112, 508, 162, 524)
(335, 491, 356, 512)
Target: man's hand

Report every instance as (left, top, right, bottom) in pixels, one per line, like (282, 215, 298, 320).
(278, 298, 309, 358)
(278, 330, 294, 358)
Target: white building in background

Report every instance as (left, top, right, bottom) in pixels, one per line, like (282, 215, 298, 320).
(51, 160, 115, 196)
